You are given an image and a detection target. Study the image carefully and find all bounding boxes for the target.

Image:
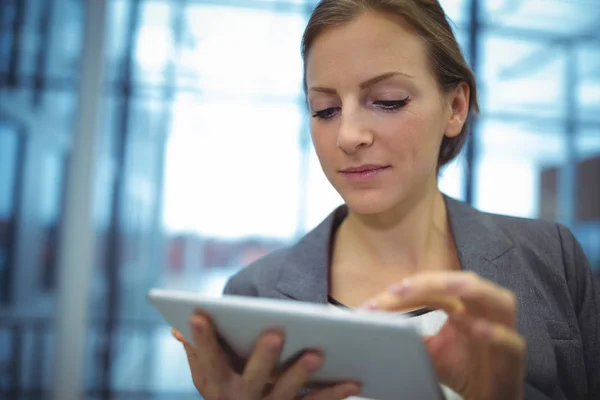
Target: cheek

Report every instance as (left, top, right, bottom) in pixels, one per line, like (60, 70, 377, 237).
(381, 112, 441, 166)
(310, 125, 335, 164)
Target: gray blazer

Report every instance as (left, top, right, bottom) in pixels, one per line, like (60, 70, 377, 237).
(223, 197, 600, 400)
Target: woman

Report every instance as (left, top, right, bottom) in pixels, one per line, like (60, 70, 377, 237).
(172, 1, 600, 399)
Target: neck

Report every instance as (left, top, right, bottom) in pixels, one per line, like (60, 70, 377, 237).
(337, 184, 454, 273)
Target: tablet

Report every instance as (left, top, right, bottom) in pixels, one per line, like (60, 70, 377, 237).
(148, 288, 443, 400)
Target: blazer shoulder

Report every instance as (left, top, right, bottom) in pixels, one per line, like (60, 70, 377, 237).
(483, 212, 589, 285)
(484, 212, 566, 256)
(222, 246, 290, 297)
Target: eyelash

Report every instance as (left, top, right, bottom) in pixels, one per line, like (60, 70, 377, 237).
(311, 96, 411, 120)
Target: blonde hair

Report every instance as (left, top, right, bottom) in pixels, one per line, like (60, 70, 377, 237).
(301, 0, 479, 168)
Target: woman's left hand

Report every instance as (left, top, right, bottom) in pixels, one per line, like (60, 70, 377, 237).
(360, 271, 526, 400)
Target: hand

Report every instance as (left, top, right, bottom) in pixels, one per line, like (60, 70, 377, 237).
(172, 311, 361, 400)
(361, 271, 526, 400)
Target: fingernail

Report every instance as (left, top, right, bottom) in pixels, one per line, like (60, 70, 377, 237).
(190, 317, 204, 334)
(171, 328, 183, 342)
(446, 277, 467, 293)
(343, 385, 361, 397)
(357, 299, 379, 310)
(389, 279, 412, 296)
(264, 334, 283, 351)
(303, 354, 323, 372)
(473, 320, 494, 340)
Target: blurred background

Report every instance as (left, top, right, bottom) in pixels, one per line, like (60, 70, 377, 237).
(0, 0, 598, 398)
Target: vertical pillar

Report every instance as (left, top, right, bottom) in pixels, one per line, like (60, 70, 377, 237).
(51, 0, 108, 399)
(464, 0, 480, 205)
(557, 44, 578, 227)
(296, 105, 311, 237)
(296, 2, 317, 236)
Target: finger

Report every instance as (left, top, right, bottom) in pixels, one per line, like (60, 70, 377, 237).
(171, 328, 197, 364)
(302, 382, 361, 400)
(189, 311, 232, 395)
(270, 352, 323, 399)
(366, 271, 516, 326)
(181, 338, 208, 391)
(360, 273, 464, 314)
(470, 318, 526, 361)
(449, 311, 526, 368)
(241, 331, 284, 399)
(469, 314, 527, 397)
(172, 328, 189, 345)
(447, 273, 517, 327)
(174, 328, 208, 393)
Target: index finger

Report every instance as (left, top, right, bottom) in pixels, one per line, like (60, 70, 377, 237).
(302, 382, 362, 400)
(188, 311, 233, 393)
(363, 271, 516, 327)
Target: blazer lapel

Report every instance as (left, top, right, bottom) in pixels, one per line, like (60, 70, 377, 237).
(274, 207, 346, 303)
(445, 196, 515, 284)
(274, 197, 518, 303)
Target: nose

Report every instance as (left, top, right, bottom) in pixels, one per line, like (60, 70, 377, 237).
(336, 108, 373, 154)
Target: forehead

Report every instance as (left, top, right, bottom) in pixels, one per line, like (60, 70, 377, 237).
(305, 12, 432, 87)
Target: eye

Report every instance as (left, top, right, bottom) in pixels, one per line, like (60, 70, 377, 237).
(373, 97, 410, 111)
(312, 107, 341, 120)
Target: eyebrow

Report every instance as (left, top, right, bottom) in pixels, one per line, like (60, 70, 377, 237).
(308, 71, 415, 94)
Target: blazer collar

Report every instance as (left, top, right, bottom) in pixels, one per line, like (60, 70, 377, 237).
(275, 196, 515, 302)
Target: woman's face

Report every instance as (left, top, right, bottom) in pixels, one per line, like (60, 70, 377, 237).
(305, 12, 468, 215)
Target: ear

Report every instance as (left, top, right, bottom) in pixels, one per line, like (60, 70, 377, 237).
(444, 82, 470, 138)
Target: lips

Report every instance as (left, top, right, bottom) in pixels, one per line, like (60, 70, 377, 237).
(341, 164, 390, 173)
(339, 164, 391, 182)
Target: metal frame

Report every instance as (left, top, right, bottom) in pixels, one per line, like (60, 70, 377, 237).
(0, 114, 26, 306)
(6, 0, 26, 89)
(51, 0, 109, 398)
(464, 0, 481, 204)
(98, 0, 141, 394)
(32, 0, 54, 107)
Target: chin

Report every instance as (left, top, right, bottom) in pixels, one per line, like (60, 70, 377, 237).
(339, 189, 402, 215)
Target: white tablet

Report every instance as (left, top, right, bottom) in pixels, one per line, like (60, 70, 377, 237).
(148, 288, 443, 400)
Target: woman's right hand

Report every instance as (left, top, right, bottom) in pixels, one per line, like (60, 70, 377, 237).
(172, 310, 361, 400)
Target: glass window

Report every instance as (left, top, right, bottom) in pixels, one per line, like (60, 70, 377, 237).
(0, 1, 16, 74)
(480, 33, 567, 119)
(46, 0, 83, 80)
(38, 152, 66, 290)
(15, 0, 44, 76)
(439, 0, 470, 25)
(304, 145, 343, 232)
(0, 124, 20, 220)
(134, 0, 174, 86)
(474, 119, 567, 218)
(574, 126, 600, 272)
(440, 155, 467, 201)
(577, 43, 600, 122)
(482, 0, 596, 35)
(39, 91, 78, 136)
(106, 0, 134, 84)
(177, 4, 306, 97)
(163, 94, 303, 239)
(577, 127, 600, 160)
(0, 122, 22, 304)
